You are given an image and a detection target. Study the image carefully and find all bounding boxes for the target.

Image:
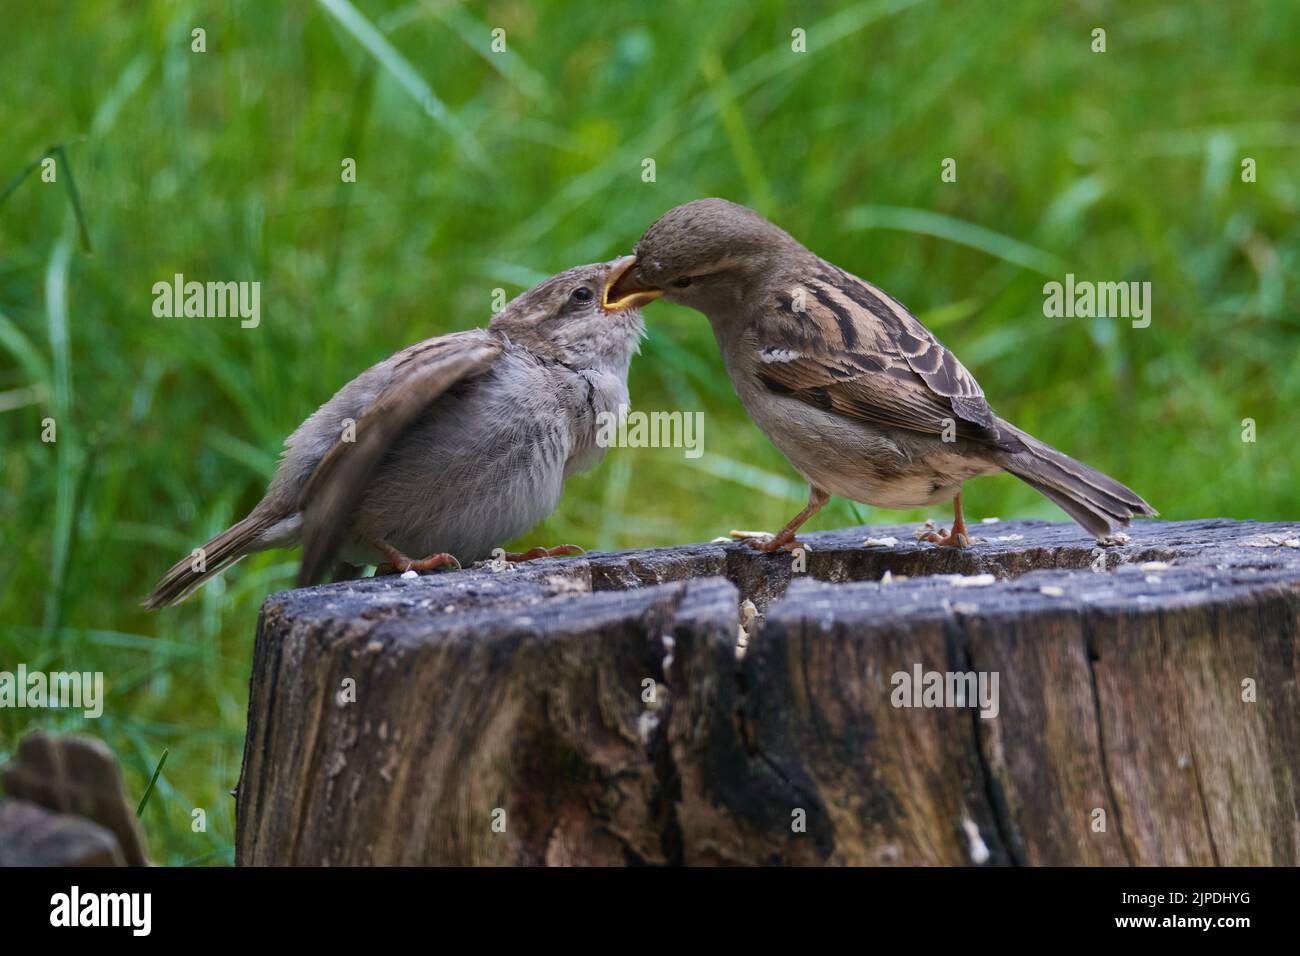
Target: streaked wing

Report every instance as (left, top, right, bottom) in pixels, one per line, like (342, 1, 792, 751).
(756, 263, 1003, 441)
(756, 348, 972, 436)
(295, 329, 504, 586)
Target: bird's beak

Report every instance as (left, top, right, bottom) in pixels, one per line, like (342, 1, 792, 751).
(603, 255, 663, 311)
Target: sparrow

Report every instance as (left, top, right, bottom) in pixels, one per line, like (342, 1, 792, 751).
(145, 257, 661, 608)
(605, 198, 1155, 550)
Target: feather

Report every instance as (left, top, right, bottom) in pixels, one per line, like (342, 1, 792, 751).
(295, 330, 503, 586)
(753, 263, 1008, 446)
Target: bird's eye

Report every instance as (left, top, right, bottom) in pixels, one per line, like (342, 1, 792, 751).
(671, 276, 693, 289)
(571, 287, 593, 302)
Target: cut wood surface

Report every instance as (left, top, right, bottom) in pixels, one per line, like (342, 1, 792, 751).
(235, 519, 1300, 865)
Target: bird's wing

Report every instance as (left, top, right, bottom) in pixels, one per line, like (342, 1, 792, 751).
(754, 264, 1006, 442)
(295, 329, 504, 586)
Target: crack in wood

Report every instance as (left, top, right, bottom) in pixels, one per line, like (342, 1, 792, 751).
(1084, 624, 1135, 866)
(235, 519, 1300, 866)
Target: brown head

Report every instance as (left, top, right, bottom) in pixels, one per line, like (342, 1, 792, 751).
(605, 199, 808, 315)
(492, 256, 660, 372)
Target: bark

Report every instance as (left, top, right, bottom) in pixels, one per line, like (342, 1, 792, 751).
(235, 519, 1300, 865)
(0, 799, 125, 866)
(0, 732, 146, 865)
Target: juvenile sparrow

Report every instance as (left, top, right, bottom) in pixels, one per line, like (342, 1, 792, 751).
(145, 257, 660, 608)
(605, 199, 1155, 550)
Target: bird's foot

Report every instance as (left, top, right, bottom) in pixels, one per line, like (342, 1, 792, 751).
(915, 490, 981, 548)
(504, 544, 586, 563)
(729, 529, 805, 553)
(376, 551, 462, 575)
(920, 528, 972, 548)
(407, 552, 462, 572)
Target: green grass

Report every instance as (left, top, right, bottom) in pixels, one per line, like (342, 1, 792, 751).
(1, 0, 1297, 864)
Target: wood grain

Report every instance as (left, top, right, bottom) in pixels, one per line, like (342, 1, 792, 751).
(236, 519, 1300, 866)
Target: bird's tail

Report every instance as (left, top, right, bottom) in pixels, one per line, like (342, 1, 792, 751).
(996, 420, 1157, 539)
(143, 508, 282, 609)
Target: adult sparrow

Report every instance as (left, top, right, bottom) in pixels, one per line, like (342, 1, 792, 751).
(145, 257, 660, 608)
(605, 199, 1155, 550)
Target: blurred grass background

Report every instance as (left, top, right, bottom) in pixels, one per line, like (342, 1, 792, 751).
(1, 0, 1296, 864)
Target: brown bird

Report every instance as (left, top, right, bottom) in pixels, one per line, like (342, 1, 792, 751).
(605, 199, 1155, 550)
(146, 257, 660, 608)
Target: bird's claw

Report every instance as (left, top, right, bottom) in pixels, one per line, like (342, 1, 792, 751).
(407, 552, 462, 572)
(504, 544, 585, 562)
(377, 552, 461, 575)
(920, 528, 973, 548)
(730, 529, 804, 553)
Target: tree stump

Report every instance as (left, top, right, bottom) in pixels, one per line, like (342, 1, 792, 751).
(0, 800, 126, 866)
(235, 519, 1300, 866)
(0, 732, 148, 866)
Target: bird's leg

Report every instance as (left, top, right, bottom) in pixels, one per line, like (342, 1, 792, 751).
(503, 544, 586, 563)
(921, 490, 972, 548)
(371, 537, 461, 575)
(732, 486, 830, 553)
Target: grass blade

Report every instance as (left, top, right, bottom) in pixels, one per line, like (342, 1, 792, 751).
(137, 748, 170, 816)
(54, 146, 92, 253)
(42, 237, 75, 636)
(843, 205, 1065, 276)
(0, 139, 92, 253)
(316, 0, 484, 167)
(0, 155, 44, 208)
